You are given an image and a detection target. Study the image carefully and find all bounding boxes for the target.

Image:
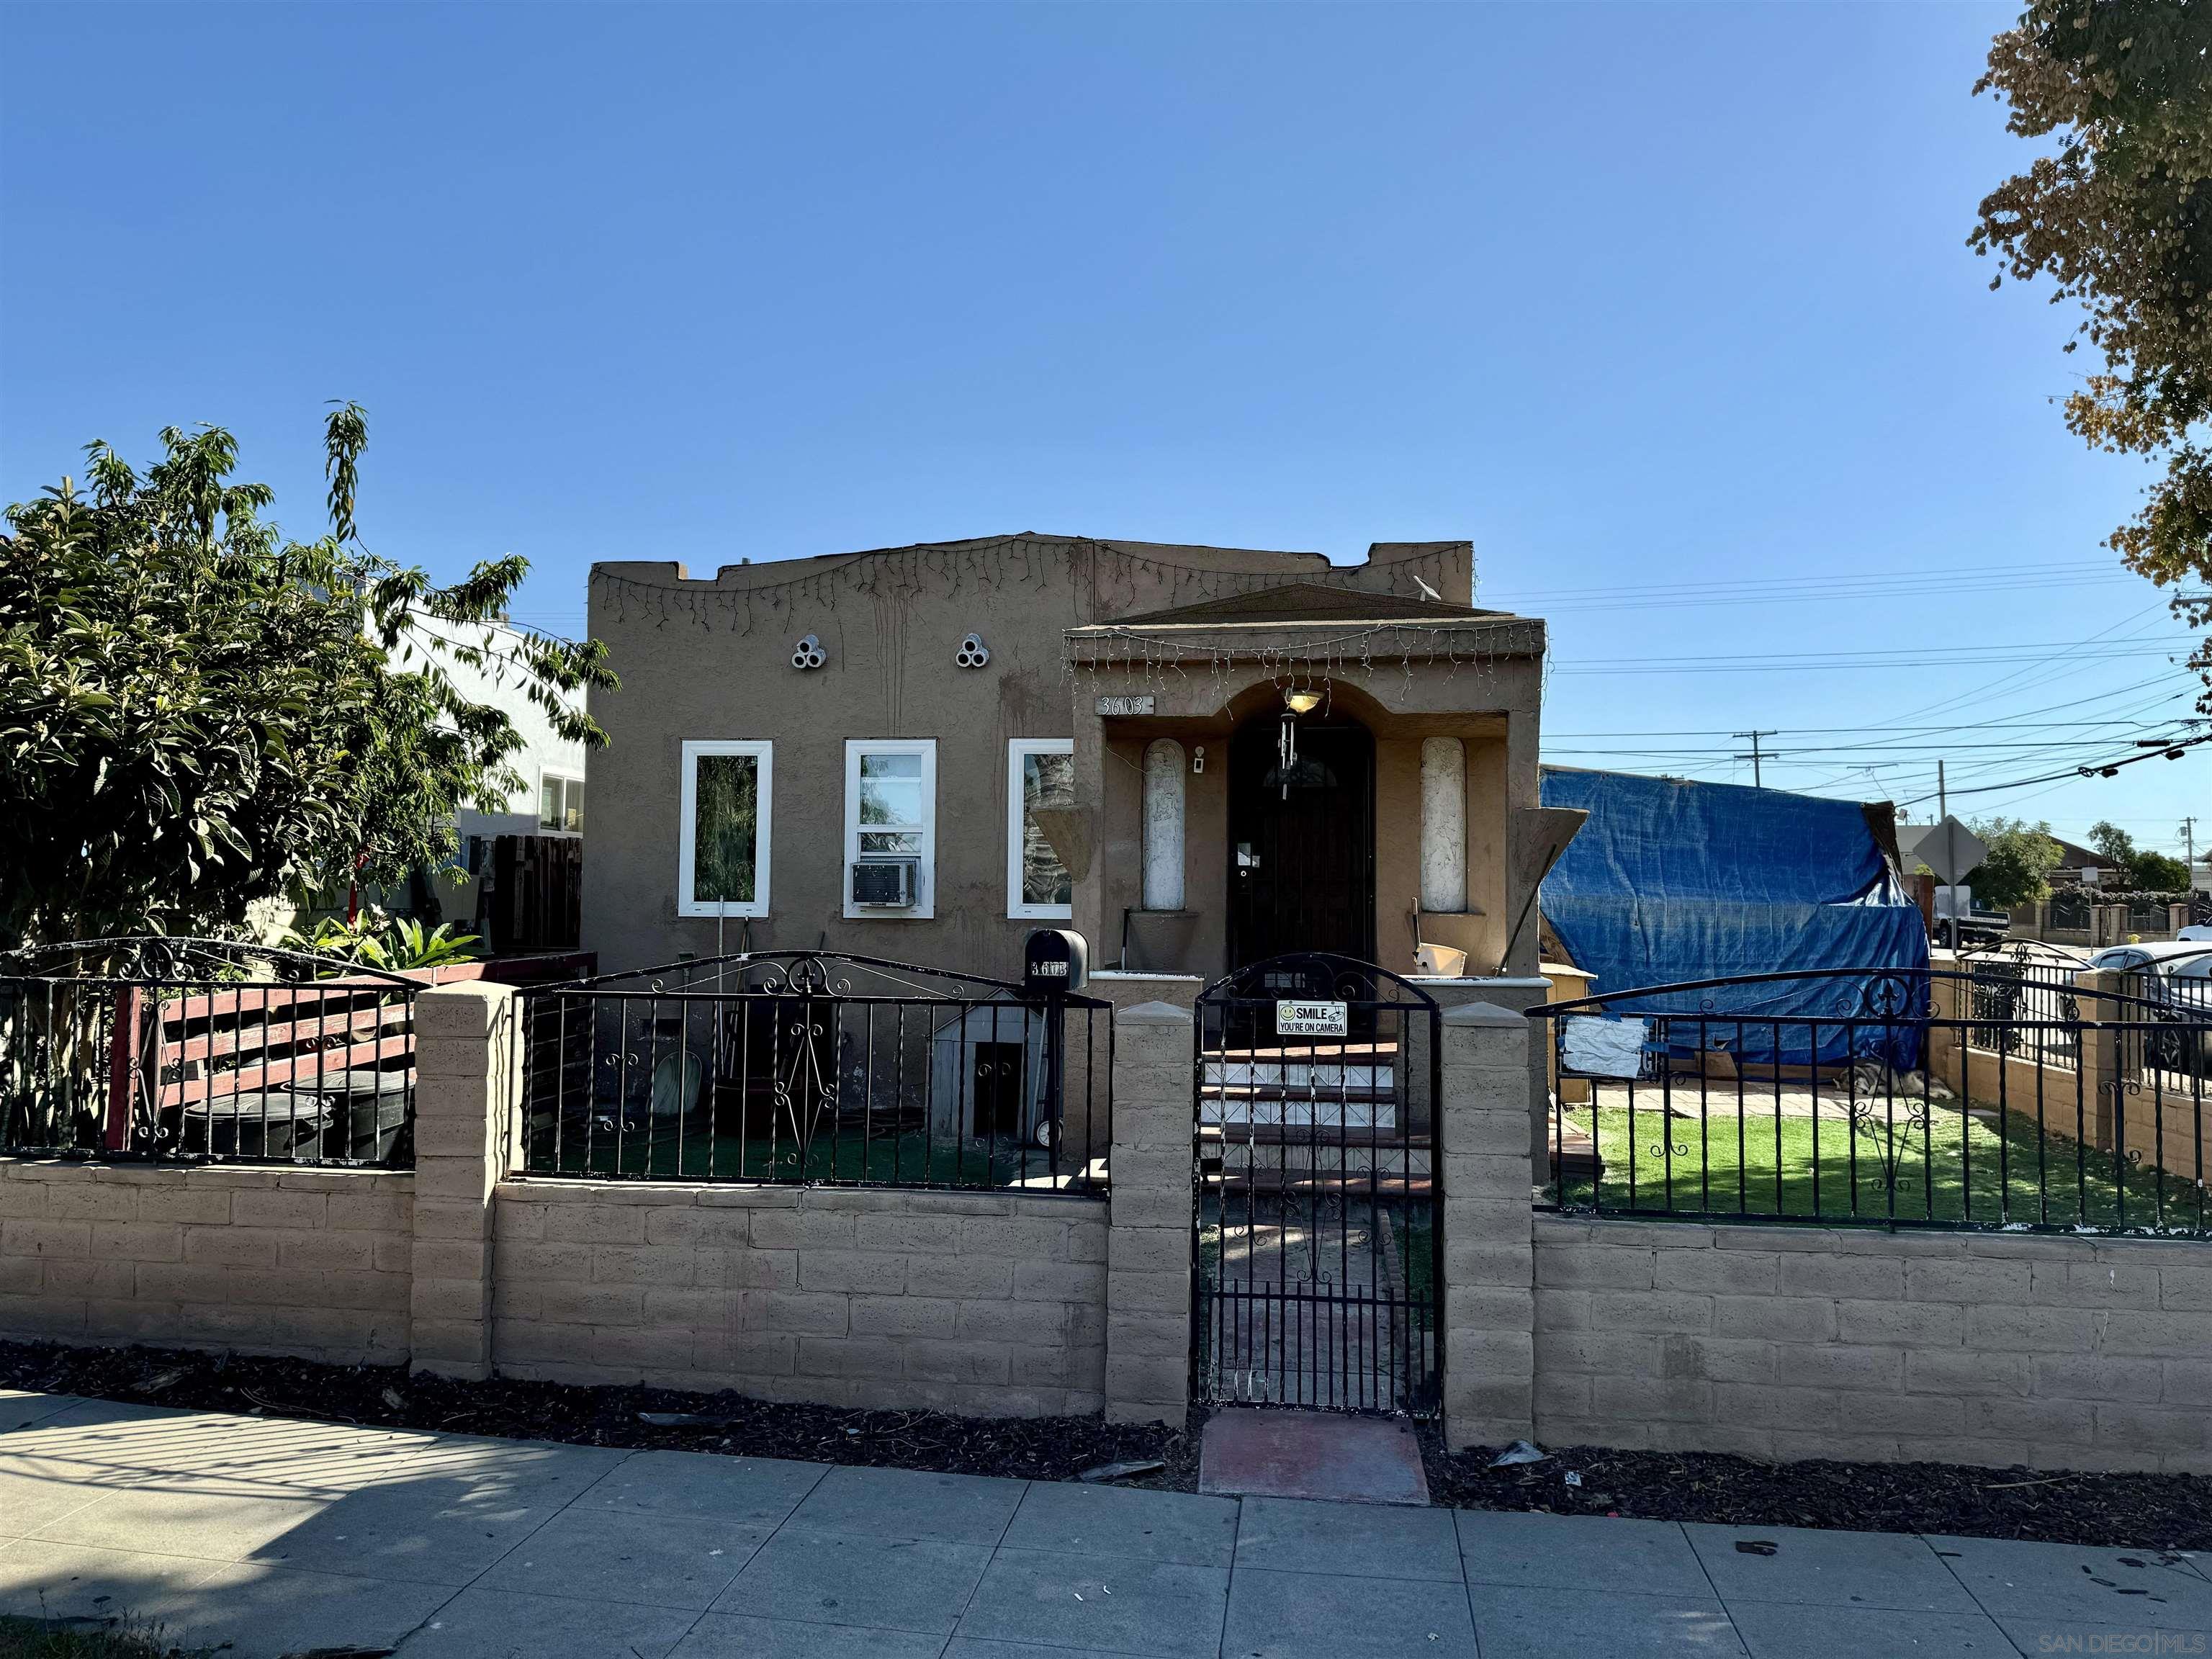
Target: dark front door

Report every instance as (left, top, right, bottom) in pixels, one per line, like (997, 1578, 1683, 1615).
(1227, 718, 1375, 970)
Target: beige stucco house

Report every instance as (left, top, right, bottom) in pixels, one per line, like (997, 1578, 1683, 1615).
(581, 534, 1552, 989)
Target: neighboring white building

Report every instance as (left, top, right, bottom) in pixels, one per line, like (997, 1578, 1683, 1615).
(408, 613, 589, 848)
(406, 613, 588, 935)
(269, 613, 590, 942)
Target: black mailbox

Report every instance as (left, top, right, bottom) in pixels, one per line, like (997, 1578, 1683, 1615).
(1023, 929, 1088, 995)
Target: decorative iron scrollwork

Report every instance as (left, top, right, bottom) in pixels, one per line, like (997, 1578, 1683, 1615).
(1848, 1090, 1931, 1190)
(1856, 971, 1922, 1022)
(772, 1014, 836, 1159)
(750, 953, 855, 997)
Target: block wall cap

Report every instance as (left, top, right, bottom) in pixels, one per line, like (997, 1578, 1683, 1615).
(1442, 1002, 1526, 1028)
(418, 982, 517, 1004)
(1117, 1001, 1195, 1026)
(1412, 976, 1553, 989)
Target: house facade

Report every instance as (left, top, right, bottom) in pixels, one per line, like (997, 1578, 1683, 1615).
(581, 533, 1549, 986)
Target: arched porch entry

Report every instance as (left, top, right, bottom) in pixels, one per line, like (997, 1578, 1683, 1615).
(1226, 709, 1375, 971)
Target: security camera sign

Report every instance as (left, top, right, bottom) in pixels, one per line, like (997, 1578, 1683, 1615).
(1276, 999, 1349, 1038)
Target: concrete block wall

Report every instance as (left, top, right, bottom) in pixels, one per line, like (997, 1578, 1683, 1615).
(0, 1160, 411, 1363)
(9, 984, 2206, 1474)
(1529, 1217, 2212, 1474)
(1441, 999, 2212, 1476)
(492, 1183, 1108, 1416)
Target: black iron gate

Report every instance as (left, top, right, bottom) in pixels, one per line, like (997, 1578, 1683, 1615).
(1192, 953, 1443, 1416)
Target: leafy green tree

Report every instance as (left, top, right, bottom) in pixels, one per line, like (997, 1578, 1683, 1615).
(0, 408, 615, 945)
(1972, 4, 2212, 700)
(2087, 820, 2140, 868)
(1966, 816, 2067, 907)
(2087, 820, 2190, 889)
(2132, 848, 2192, 890)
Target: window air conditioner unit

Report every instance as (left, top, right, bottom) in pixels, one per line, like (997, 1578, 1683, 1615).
(851, 858, 919, 908)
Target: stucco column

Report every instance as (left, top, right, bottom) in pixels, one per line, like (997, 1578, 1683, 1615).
(1439, 1002, 1537, 1452)
(1104, 1000, 1195, 1425)
(410, 982, 521, 1380)
(1069, 694, 1108, 966)
(1501, 706, 1543, 978)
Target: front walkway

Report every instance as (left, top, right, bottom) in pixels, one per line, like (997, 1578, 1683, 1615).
(3, 1390, 2207, 1658)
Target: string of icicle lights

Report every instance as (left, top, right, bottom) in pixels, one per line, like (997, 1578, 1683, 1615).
(1063, 617, 1547, 713)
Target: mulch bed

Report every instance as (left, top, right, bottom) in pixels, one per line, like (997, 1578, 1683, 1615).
(6, 1338, 2205, 1547)
(0, 1339, 1197, 1491)
(1433, 1440, 2212, 1552)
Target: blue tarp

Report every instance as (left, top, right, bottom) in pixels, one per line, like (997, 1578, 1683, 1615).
(1539, 768, 1929, 1069)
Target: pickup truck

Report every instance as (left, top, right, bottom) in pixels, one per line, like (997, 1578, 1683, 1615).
(1931, 886, 2010, 948)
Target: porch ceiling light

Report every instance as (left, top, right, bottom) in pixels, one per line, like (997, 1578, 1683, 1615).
(1283, 688, 1323, 716)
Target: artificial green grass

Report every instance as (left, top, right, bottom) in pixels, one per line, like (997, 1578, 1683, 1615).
(1557, 1100, 2207, 1233)
(1400, 1209, 1437, 1305)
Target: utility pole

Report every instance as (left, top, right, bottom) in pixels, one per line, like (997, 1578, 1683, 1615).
(2184, 816, 2198, 870)
(1938, 759, 1947, 822)
(1732, 729, 1778, 789)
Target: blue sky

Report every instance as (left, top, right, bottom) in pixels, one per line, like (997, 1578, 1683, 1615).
(2, 2, 2201, 860)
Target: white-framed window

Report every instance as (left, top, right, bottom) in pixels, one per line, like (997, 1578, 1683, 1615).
(678, 741, 772, 918)
(539, 770, 585, 835)
(845, 739, 935, 919)
(1007, 738, 1075, 920)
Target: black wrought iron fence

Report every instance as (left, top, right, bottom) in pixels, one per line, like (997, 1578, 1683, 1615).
(2120, 953, 2212, 1072)
(1534, 961, 2210, 1237)
(0, 938, 421, 1167)
(2046, 889, 2092, 933)
(2128, 899, 2176, 935)
(515, 951, 1111, 1195)
(1192, 953, 1444, 1418)
(1958, 945, 2082, 1071)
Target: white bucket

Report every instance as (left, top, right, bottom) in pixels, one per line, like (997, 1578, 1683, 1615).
(1415, 943, 1468, 977)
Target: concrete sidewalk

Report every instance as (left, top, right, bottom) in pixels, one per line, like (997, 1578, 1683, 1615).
(2, 1390, 2206, 1658)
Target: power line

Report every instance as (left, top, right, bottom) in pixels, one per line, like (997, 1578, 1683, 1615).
(1490, 561, 2143, 616)
(1542, 676, 2207, 818)
(1545, 682, 2199, 773)
(1893, 729, 2212, 807)
(1549, 635, 2189, 676)
(1550, 727, 2203, 765)
(1847, 603, 2175, 731)
(1544, 672, 2196, 738)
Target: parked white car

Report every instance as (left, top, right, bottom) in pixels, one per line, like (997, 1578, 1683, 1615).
(2077, 943, 2212, 1071)
(2078, 941, 2212, 976)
